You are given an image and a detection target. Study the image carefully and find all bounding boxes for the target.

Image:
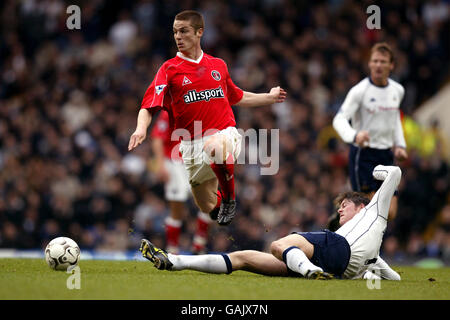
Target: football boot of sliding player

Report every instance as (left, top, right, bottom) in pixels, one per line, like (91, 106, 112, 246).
(139, 239, 173, 270)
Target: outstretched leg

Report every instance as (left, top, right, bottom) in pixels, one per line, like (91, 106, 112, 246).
(140, 239, 287, 276)
(204, 132, 237, 226)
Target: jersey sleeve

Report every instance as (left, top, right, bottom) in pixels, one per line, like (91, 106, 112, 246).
(332, 83, 364, 144)
(369, 256, 401, 280)
(369, 166, 402, 220)
(140, 65, 170, 114)
(397, 83, 405, 102)
(224, 65, 244, 105)
(394, 110, 407, 148)
(394, 85, 407, 148)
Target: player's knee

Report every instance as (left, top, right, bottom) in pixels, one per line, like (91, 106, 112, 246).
(228, 251, 247, 269)
(199, 203, 215, 214)
(194, 198, 215, 214)
(203, 136, 228, 163)
(270, 240, 285, 259)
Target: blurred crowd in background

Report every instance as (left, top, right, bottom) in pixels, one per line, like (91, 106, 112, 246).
(0, 0, 449, 264)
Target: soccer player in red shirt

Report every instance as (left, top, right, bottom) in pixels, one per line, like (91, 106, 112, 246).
(150, 110, 211, 254)
(128, 10, 286, 226)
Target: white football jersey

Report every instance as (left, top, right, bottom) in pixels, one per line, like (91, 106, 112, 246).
(333, 77, 406, 150)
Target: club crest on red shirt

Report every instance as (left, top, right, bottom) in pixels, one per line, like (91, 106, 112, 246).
(211, 70, 221, 81)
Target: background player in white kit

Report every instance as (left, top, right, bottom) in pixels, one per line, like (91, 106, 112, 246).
(150, 111, 211, 254)
(140, 165, 402, 281)
(332, 42, 408, 222)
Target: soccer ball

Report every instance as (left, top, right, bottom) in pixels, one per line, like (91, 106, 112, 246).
(45, 237, 81, 271)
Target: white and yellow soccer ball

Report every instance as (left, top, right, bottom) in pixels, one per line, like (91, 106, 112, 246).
(45, 237, 81, 271)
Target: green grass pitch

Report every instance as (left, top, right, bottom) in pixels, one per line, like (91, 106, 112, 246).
(0, 258, 449, 300)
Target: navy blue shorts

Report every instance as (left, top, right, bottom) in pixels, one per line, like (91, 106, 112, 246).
(349, 145, 394, 193)
(292, 230, 350, 277)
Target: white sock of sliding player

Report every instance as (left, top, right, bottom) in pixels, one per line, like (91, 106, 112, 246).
(284, 247, 322, 277)
(168, 253, 230, 274)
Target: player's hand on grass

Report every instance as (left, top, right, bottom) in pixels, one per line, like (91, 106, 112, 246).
(355, 130, 370, 147)
(128, 129, 147, 151)
(269, 86, 287, 103)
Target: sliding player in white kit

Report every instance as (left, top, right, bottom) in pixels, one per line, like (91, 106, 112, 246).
(332, 42, 407, 222)
(139, 165, 402, 281)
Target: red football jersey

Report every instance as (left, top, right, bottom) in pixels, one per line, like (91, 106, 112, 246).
(140, 51, 244, 140)
(150, 110, 182, 161)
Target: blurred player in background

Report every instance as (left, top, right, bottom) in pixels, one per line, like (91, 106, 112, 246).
(332, 42, 408, 226)
(128, 10, 286, 226)
(150, 111, 211, 254)
(140, 165, 402, 281)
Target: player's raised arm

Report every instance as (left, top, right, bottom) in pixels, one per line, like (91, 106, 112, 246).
(369, 165, 402, 219)
(235, 86, 287, 107)
(332, 86, 364, 145)
(128, 108, 153, 151)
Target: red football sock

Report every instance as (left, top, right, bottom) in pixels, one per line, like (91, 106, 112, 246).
(192, 212, 211, 253)
(214, 189, 223, 209)
(195, 212, 210, 238)
(165, 217, 182, 253)
(210, 154, 235, 200)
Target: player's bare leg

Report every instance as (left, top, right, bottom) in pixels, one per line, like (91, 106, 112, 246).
(143, 244, 288, 276)
(169, 201, 186, 221)
(191, 177, 219, 214)
(270, 234, 315, 260)
(228, 250, 289, 276)
(203, 133, 231, 164)
(204, 134, 237, 225)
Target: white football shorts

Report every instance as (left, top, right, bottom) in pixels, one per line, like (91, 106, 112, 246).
(179, 126, 242, 187)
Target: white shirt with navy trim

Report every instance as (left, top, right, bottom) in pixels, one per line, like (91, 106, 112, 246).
(332, 77, 407, 150)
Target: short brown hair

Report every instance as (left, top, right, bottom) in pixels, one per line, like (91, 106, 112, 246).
(174, 10, 204, 31)
(333, 192, 370, 210)
(371, 42, 394, 62)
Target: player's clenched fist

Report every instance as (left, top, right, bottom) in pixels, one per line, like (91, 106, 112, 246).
(269, 86, 287, 103)
(128, 129, 147, 151)
(355, 130, 370, 147)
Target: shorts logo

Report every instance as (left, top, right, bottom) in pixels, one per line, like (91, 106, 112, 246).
(155, 84, 166, 95)
(184, 86, 224, 104)
(211, 70, 221, 81)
